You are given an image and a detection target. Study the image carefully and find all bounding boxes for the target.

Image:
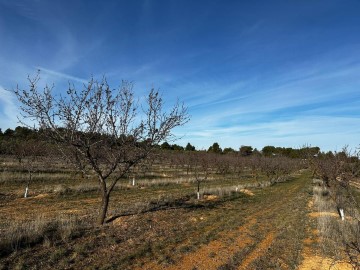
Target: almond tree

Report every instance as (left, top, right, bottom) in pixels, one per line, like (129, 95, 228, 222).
(312, 147, 360, 266)
(192, 152, 212, 199)
(13, 139, 46, 197)
(14, 73, 189, 225)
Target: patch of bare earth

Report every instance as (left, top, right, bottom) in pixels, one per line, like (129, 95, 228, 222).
(203, 194, 219, 201)
(239, 188, 254, 196)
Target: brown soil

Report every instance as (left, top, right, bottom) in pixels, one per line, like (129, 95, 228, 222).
(31, 193, 50, 199)
(136, 218, 257, 270)
(237, 232, 275, 270)
(299, 255, 353, 270)
(308, 212, 339, 218)
(203, 194, 219, 201)
(239, 188, 254, 196)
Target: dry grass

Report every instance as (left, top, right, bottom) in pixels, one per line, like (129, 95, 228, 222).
(312, 182, 360, 268)
(0, 214, 89, 257)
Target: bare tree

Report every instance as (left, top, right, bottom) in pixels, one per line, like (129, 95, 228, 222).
(259, 156, 299, 184)
(191, 152, 211, 200)
(13, 139, 46, 197)
(14, 73, 189, 225)
(229, 155, 245, 179)
(312, 147, 360, 267)
(246, 155, 261, 181)
(214, 154, 231, 175)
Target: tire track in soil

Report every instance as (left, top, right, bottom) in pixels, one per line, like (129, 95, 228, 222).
(137, 176, 306, 270)
(237, 232, 275, 270)
(231, 179, 304, 270)
(137, 218, 257, 270)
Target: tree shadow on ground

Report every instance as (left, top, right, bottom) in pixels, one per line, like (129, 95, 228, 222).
(106, 195, 229, 224)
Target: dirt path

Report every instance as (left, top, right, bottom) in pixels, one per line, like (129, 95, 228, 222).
(135, 173, 311, 270)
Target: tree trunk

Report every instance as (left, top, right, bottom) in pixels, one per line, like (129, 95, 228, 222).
(339, 208, 345, 221)
(24, 171, 32, 198)
(197, 180, 200, 200)
(98, 192, 110, 225)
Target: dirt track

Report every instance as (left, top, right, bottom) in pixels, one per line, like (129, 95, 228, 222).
(136, 173, 313, 269)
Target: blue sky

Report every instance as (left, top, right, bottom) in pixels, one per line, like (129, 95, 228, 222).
(1, 0, 360, 151)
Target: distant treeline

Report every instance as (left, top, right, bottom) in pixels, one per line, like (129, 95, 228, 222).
(0, 126, 340, 159)
(160, 141, 328, 159)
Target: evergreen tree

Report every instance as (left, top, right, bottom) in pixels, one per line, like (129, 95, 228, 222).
(185, 142, 195, 151)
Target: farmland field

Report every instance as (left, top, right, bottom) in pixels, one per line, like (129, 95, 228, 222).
(0, 155, 357, 269)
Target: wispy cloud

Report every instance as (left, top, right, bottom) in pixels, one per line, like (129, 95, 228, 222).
(36, 66, 88, 84)
(0, 86, 19, 128)
(187, 56, 360, 115)
(172, 53, 360, 151)
(177, 115, 360, 151)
